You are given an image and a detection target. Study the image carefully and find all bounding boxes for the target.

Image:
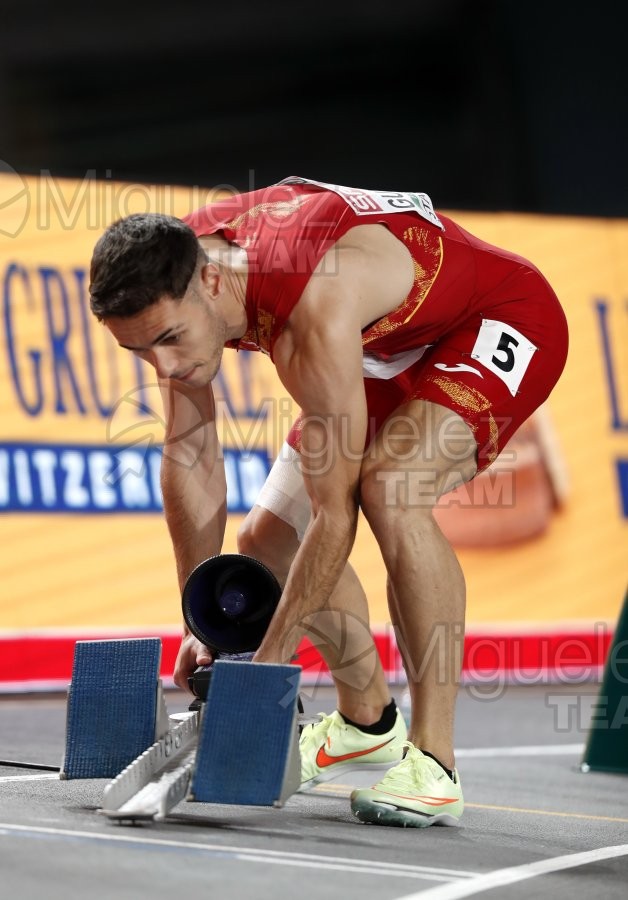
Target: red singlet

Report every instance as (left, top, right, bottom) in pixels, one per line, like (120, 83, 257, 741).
(184, 177, 568, 469)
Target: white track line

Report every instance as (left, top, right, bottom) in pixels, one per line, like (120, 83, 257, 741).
(0, 773, 59, 783)
(0, 745, 583, 786)
(0, 823, 478, 882)
(0, 744, 584, 785)
(455, 743, 584, 758)
(395, 844, 628, 900)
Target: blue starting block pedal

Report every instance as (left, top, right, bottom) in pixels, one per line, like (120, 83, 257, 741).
(191, 660, 301, 806)
(62, 638, 164, 780)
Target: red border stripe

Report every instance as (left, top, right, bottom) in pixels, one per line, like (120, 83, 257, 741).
(0, 627, 613, 690)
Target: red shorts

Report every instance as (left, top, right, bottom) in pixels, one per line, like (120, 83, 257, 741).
(287, 274, 568, 473)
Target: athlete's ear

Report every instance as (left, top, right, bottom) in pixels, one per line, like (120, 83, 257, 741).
(200, 262, 222, 300)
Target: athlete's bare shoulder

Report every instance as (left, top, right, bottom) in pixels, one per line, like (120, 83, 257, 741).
(300, 224, 416, 329)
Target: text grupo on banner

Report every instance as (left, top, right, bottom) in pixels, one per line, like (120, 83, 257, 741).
(1, 258, 295, 443)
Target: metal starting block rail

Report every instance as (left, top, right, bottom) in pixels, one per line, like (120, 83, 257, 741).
(61, 639, 302, 822)
(102, 711, 199, 821)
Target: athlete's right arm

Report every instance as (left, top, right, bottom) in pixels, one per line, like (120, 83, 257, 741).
(158, 378, 227, 689)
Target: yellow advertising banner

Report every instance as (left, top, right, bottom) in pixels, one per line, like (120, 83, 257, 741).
(0, 173, 626, 661)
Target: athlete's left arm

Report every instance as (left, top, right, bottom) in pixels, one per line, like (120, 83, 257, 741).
(253, 282, 367, 664)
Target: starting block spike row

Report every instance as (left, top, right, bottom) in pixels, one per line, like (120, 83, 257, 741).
(190, 660, 302, 807)
(61, 638, 163, 780)
(109, 753, 196, 822)
(101, 711, 199, 820)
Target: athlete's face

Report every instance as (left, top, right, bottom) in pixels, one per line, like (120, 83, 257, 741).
(106, 290, 227, 388)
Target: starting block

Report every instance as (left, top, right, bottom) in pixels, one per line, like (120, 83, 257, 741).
(62, 638, 167, 780)
(61, 639, 302, 820)
(191, 660, 301, 807)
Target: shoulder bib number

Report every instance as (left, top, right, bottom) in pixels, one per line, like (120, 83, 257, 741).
(277, 176, 443, 230)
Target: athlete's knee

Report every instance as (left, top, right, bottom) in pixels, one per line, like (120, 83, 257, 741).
(359, 454, 475, 532)
(236, 505, 300, 583)
(360, 409, 477, 521)
(236, 511, 257, 556)
(236, 506, 279, 557)
(359, 459, 433, 537)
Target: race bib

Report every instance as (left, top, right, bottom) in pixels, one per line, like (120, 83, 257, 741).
(470, 320, 537, 397)
(278, 176, 444, 230)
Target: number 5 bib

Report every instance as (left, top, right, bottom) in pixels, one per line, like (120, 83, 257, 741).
(470, 319, 538, 396)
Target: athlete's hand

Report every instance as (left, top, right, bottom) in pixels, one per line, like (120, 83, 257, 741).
(173, 631, 214, 691)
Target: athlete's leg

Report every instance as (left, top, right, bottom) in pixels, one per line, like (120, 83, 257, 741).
(238, 500, 390, 723)
(351, 284, 568, 825)
(359, 400, 477, 770)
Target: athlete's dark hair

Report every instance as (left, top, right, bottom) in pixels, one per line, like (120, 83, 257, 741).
(89, 213, 203, 321)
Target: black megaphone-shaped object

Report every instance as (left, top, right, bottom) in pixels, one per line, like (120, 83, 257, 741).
(182, 553, 282, 655)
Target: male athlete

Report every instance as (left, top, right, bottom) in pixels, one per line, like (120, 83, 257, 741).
(89, 177, 568, 827)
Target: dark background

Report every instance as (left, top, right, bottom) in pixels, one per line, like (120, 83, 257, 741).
(0, 0, 626, 216)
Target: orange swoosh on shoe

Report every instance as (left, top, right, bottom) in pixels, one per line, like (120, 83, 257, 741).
(316, 738, 394, 768)
(375, 790, 459, 806)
